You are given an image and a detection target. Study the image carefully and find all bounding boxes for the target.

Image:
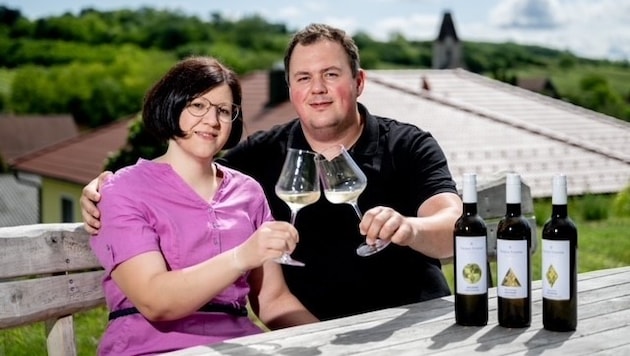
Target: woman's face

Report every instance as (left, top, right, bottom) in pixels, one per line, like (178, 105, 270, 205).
(175, 83, 235, 160)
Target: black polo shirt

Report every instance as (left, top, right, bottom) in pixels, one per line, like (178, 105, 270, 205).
(219, 103, 457, 320)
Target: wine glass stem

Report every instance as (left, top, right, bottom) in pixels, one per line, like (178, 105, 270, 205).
(350, 203, 363, 219)
(289, 209, 298, 225)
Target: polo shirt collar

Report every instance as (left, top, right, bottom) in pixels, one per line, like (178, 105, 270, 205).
(285, 102, 382, 171)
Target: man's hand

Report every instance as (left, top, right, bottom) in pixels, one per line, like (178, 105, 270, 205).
(81, 171, 112, 234)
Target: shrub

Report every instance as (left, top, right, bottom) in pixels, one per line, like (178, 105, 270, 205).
(580, 193, 609, 221)
(612, 184, 630, 217)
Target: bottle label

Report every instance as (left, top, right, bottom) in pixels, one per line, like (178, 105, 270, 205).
(455, 235, 487, 295)
(542, 239, 571, 300)
(497, 239, 529, 299)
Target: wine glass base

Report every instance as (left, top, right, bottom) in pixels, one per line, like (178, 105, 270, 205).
(356, 239, 391, 257)
(274, 254, 305, 267)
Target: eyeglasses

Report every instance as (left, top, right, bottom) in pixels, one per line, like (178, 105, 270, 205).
(185, 97, 240, 122)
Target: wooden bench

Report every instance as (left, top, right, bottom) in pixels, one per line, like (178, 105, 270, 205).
(0, 178, 537, 355)
(0, 223, 104, 356)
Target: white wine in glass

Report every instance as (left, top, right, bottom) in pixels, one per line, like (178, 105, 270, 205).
(274, 148, 321, 266)
(315, 144, 391, 257)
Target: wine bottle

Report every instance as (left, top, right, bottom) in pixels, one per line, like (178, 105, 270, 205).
(542, 174, 578, 331)
(497, 173, 532, 328)
(454, 173, 488, 326)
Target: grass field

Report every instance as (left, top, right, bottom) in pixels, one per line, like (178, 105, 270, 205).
(2, 194, 629, 355)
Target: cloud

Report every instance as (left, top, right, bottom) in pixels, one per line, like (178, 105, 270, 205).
(490, 0, 564, 29)
(371, 14, 438, 40)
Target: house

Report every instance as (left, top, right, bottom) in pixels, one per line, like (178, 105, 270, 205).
(0, 174, 38, 227)
(0, 115, 78, 226)
(364, 68, 630, 197)
(516, 77, 560, 98)
(10, 117, 133, 223)
(0, 115, 78, 167)
(8, 12, 630, 224)
(11, 68, 630, 224)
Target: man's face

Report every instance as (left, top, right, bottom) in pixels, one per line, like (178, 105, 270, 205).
(287, 39, 363, 133)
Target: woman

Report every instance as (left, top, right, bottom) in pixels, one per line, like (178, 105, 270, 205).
(90, 56, 317, 355)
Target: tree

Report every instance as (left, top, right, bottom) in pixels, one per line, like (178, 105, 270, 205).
(104, 116, 165, 172)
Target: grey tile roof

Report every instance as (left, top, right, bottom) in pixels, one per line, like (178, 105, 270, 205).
(8, 68, 630, 205)
(364, 69, 630, 197)
(0, 174, 38, 227)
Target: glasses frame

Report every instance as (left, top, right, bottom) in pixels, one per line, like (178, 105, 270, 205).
(185, 97, 240, 122)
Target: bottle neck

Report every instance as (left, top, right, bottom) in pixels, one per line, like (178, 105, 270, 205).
(551, 204, 568, 218)
(505, 174, 521, 205)
(506, 203, 522, 216)
(551, 175, 568, 218)
(463, 202, 478, 215)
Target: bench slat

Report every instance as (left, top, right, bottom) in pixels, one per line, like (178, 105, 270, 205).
(0, 223, 101, 279)
(0, 267, 105, 329)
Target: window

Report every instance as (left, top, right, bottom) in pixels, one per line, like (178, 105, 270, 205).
(61, 197, 74, 223)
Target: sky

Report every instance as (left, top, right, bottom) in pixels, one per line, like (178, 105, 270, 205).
(3, 0, 630, 61)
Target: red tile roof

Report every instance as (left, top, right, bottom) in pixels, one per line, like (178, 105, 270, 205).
(10, 71, 294, 185)
(0, 115, 78, 163)
(10, 69, 630, 197)
(11, 117, 134, 184)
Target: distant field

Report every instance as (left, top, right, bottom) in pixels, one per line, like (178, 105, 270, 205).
(515, 64, 630, 102)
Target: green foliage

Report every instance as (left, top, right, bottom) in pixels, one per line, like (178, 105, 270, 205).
(612, 184, 630, 217)
(104, 116, 166, 172)
(9, 65, 61, 113)
(8, 47, 174, 127)
(579, 193, 610, 221)
(0, 155, 7, 173)
(514, 64, 630, 122)
(0, 39, 132, 67)
(533, 197, 552, 227)
(1, 5, 629, 127)
(0, 67, 15, 96)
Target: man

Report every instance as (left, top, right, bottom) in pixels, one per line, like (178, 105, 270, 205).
(82, 23, 462, 321)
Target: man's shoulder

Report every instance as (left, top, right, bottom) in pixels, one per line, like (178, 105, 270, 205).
(374, 115, 427, 135)
(220, 164, 262, 187)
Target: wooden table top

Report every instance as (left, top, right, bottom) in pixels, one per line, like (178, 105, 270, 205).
(167, 266, 630, 355)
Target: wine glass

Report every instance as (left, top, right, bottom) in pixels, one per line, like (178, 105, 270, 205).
(315, 144, 391, 257)
(274, 148, 321, 266)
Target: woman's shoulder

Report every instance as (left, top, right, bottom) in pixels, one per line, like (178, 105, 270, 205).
(103, 159, 163, 192)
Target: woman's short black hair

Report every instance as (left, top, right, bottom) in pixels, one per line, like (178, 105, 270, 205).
(142, 56, 243, 149)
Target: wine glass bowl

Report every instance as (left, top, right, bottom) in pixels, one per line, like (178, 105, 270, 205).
(315, 144, 390, 257)
(274, 148, 321, 266)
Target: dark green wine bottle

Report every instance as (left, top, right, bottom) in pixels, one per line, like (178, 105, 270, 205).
(454, 173, 488, 326)
(542, 174, 578, 331)
(497, 173, 532, 328)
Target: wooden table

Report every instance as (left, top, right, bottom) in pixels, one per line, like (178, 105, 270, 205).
(167, 266, 630, 355)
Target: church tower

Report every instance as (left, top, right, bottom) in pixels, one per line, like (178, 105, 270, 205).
(432, 11, 463, 69)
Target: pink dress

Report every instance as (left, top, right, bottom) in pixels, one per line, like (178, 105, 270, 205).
(90, 159, 270, 355)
